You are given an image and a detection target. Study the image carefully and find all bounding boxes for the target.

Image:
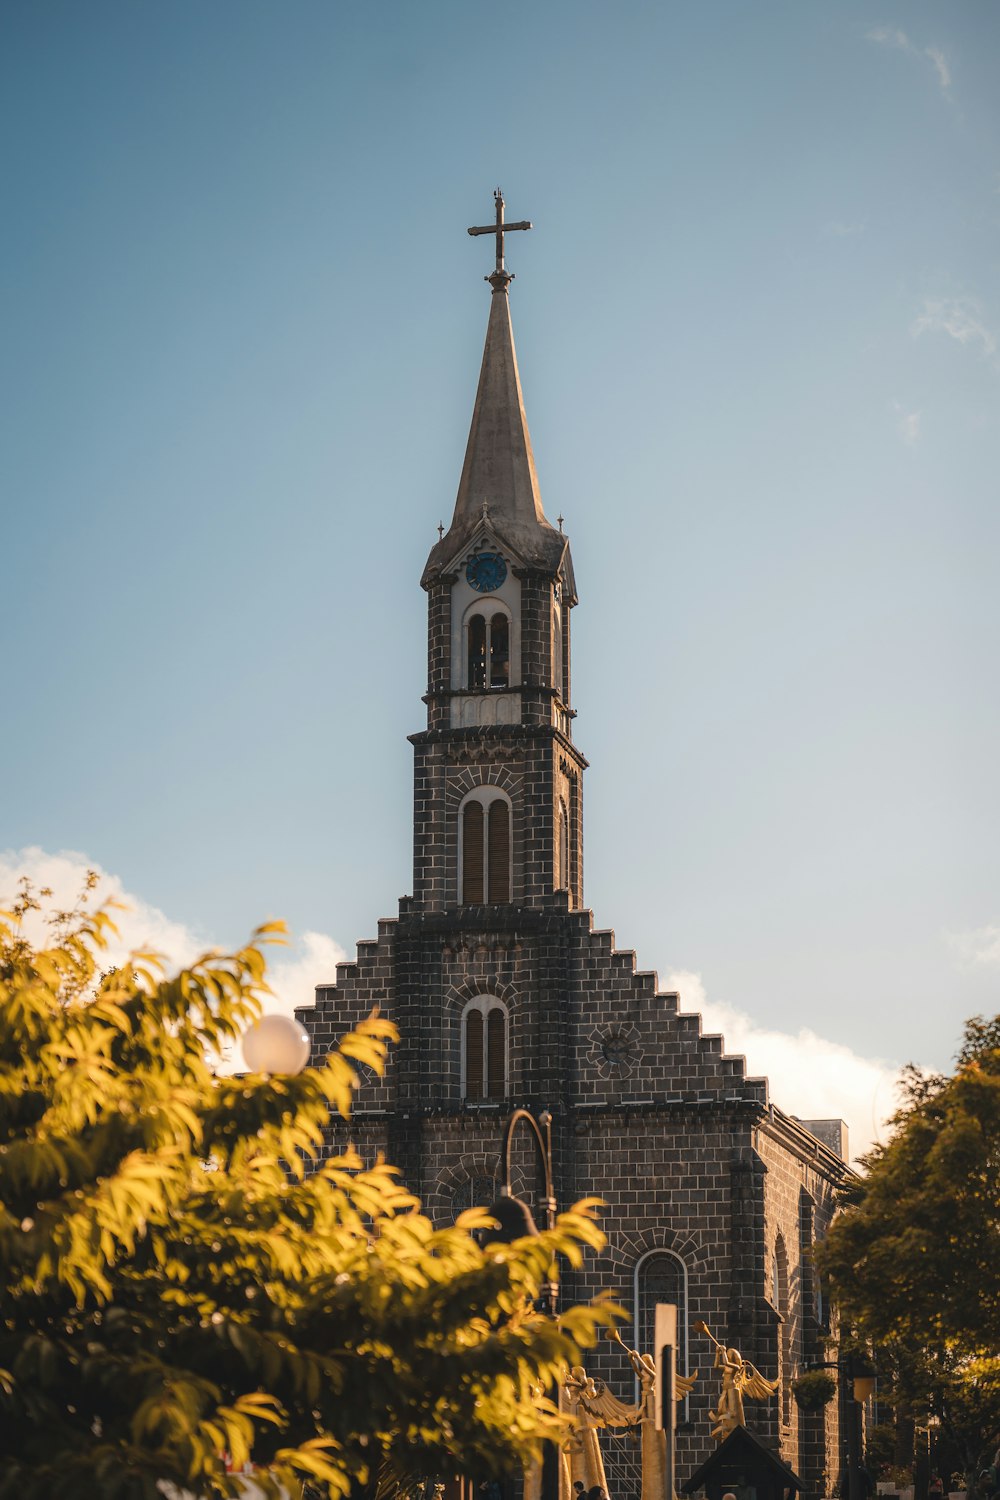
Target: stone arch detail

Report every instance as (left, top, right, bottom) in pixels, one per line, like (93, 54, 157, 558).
(606, 1224, 710, 1275)
(446, 764, 523, 806)
(423, 1152, 528, 1222)
(444, 975, 519, 1013)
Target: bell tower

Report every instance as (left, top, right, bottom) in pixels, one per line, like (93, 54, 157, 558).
(411, 190, 585, 916)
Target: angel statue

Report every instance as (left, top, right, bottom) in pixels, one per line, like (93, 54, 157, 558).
(692, 1321, 779, 1441)
(562, 1367, 611, 1496)
(563, 1334, 698, 1500)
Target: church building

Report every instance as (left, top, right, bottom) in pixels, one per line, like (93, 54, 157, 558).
(299, 194, 852, 1495)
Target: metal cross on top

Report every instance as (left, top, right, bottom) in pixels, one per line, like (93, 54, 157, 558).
(468, 188, 532, 283)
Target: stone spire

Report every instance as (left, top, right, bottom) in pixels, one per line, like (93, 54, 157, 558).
(422, 194, 566, 586)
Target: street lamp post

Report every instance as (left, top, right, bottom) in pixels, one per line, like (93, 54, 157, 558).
(482, 1108, 560, 1500)
(497, 1107, 558, 1315)
(802, 1352, 876, 1500)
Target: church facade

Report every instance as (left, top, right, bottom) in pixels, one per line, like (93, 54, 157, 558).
(299, 199, 851, 1495)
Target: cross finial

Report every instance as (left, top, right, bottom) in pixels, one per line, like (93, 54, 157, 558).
(468, 188, 532, 289)
(557, 514, 564, 533)
(437, 520, 444, 541)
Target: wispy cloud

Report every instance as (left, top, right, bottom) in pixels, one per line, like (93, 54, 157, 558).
(667, 969, 904, 1164)
(0, 846, 347, 1062)
(947, 920, 1000, 969)
(892, 400, 921, 444)
(867, 26, 913, 53)
(912, 296, 997, 359)
(823, 220, 866, 239)
(866, 27, 952, 94)
(925, 46, 951, 91)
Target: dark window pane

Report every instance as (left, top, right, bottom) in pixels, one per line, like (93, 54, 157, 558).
(489, 612, 509, 688)
(636, 1253, 687, 1377)
(463, 802, 484, 904)
(487, 799, 510, 903)
(465, 1008, 484, 1099)
(487, 1008, 506, 1098)
(468, 614, 487, 690)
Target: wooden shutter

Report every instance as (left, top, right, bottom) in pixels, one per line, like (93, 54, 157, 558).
(462, 801, 484, 904)
(465, 1008, 484, 1099)
(486, 1007, 506, 1099)
(487, 799, 510, 903)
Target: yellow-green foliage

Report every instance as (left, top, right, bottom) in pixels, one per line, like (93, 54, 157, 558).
(0, 885, 620, 1500)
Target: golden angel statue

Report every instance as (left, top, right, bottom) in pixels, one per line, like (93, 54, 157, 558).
(563, 1333, 697, 1500)
(563, 1367, 612, 1496)
(693, 1321, 779, 1441)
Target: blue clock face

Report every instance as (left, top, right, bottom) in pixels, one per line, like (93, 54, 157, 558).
(465, 551, 507, 593)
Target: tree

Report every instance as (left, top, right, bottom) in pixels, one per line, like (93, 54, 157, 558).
(815, 1016, 1000, 1496)
(0, 882, 618, 1500)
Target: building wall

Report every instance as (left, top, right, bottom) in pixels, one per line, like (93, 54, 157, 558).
(298, 894, 848, 1491)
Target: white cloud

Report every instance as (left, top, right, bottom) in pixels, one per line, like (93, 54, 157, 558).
(866, 28, 952, 93)
(666, 969, 903, 1166)
(0, 846, 346, 1050)
(947, 921, 1000, 969)
(0, 846, 206, 972)
(267, 930, 348, 1016)
(892, 400, 921, 444)
(867, 26, 913, 53)
(823, 220, 866, 239)
(912, 296, 997, 359)
(924, 46, 951, 91)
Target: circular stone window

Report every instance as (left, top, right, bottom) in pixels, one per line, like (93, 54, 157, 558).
(601, 1031, 635, 1067)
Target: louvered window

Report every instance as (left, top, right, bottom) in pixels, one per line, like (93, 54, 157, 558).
(487, 1008, 505, 1098)
(465, 1007, 484, 1099)
(463, 1000, 507, 1101)
(462, 801, 484, 903)
(487, 799, 510, 903)
(461, 794, 511, 905)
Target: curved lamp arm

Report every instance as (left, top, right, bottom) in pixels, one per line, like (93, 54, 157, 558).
(501, 1106, 556, 1232)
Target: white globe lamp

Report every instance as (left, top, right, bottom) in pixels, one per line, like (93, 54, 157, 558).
(242, 1014, 311, 1076)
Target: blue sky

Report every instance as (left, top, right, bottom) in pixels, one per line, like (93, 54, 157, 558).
(3, 1, 998, 1150)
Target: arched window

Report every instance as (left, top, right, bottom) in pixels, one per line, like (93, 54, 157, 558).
(774, 1234, 791, 1427)
(462, 998, 508, 1101)
(557, 799, 569, 892)
(452, 1174, 498, 1217)
(552, 600, 563, 697)
(467, 609, 510, 690)
(634, 1250, 689, 1410)
(461, 790, 512, 904)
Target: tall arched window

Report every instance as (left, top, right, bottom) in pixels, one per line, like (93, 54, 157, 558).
(557, 799, 569, 892)
(774, 1234, 791, 1427)
(461, 790, 512, 904)
(462, 998, 508, 1101)
(467, 609, 510, 690)
(552, 601, 563, 697)
(634, 1250, 689, 1409)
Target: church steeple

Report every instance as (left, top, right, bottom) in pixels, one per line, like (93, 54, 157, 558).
(410, 192, 586, 916)
(422, 191, 566, 587)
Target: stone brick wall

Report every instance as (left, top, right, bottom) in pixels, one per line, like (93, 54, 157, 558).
(297, 889, 850, 1492)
